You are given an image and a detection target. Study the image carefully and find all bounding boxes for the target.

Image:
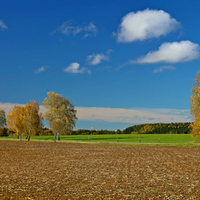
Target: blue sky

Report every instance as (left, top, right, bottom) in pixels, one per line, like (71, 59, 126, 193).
(0, 0, 199, 130)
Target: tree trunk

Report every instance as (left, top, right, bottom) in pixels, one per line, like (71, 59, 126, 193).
(58, 132, 60, 140)
(17, 131, 19, 139)
(26, 133, 28, 140)
(20, 132, 22, 141)
(28, 130, 31, 141)
(54, 132, 56, 142)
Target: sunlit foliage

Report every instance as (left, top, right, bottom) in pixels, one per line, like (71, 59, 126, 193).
(43, 92, 78, 142)
(190, 71, 200, 138)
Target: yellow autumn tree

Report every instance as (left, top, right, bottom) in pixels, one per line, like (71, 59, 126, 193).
(24, 100, 43, 141)
(7, 105, 25, 140)
(43, 92, 78, 142)
(140, 124, 155, 134)
(190, 71, 200, 138)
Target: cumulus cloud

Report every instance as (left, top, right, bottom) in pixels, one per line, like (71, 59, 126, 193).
(54, 21, 98, 37)
(64, 62, 91, 74)
(116, 9, 180, 42)
(35, 66, 48, 73)
(153, 66, 176, 73)
(87, 50, 112, 65)
(135, 41, 200, 63)
(0, 20, 8, 30)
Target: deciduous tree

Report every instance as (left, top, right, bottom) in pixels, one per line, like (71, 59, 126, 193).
(190, 71, 200, 138)
(7, 105, 25, 140)
(24, 101, 43, 141)
(0, 110, 6, 128)
(0, 110, 6, 136)
(43, 92, 77, 142)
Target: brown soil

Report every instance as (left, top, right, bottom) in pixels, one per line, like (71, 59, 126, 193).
(0, 141, 200, 199)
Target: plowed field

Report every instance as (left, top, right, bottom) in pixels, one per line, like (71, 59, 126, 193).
(0, 141, 200, 199)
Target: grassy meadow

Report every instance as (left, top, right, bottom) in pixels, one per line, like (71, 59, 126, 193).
(2, 134, 200, 144)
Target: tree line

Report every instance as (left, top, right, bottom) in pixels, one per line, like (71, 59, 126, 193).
(1, 122, 192, 137)
(123, 122, 191, 134)
(70, 122, 191, 135)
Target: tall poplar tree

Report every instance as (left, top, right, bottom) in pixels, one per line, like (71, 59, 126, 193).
(190, 71, 200, 138)
(43, 92, 77, 142)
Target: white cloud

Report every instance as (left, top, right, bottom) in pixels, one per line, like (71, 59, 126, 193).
(1, 102, 192, 124)
(87, 50, 112, 65)
(116, 9, 179, 42)
(87, 54, 109, 65)
(54, 21, 98, 37)
(84, 22, 98, 37)
(153, 66, 176, 73)
(0, 20, 7, 30)
(64, 62, 91, 74)
(58, 20, 82, 35)
(35, 66, 48, 73)
(135, 41, 200, 63)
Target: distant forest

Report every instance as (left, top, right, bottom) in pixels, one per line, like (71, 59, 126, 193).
(1, 122, 191, 137)
(72, 122, 191, 135)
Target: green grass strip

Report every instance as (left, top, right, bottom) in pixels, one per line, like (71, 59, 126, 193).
(2, 134, 200, 144)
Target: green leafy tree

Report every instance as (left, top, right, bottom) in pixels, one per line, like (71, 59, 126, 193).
(43, 92, 78, 142)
